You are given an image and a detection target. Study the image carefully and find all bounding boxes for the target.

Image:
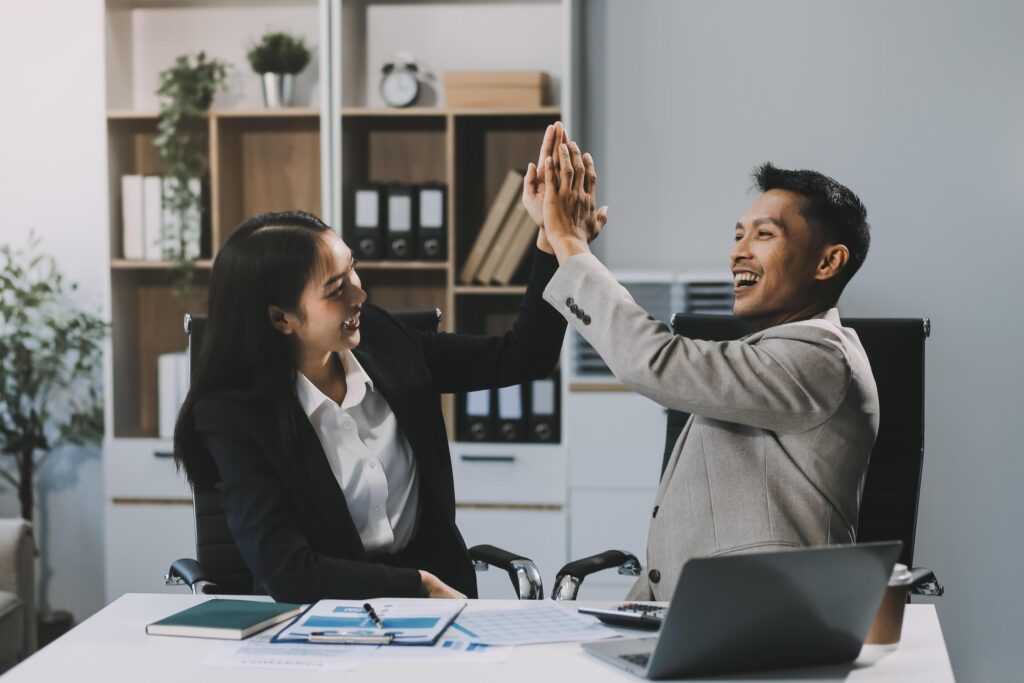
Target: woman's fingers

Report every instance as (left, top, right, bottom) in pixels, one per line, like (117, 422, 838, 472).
(583, 152, 597, 198)
(537, 124, 555, 170)
(544, 156, 557, 197)
(570, 142, 586, 195)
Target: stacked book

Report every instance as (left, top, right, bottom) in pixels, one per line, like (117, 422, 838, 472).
(121, 175, 202, 261)
(458, 169, 537, 285)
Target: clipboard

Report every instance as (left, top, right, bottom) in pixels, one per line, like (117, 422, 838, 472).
(272, 599, 466, 646)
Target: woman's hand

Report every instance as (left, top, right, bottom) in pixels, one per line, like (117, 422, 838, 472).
(524, 122, 569, 255)
(419, 570, 467, 599)
(542, 141, 608, 264)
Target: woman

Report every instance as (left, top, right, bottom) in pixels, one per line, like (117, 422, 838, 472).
(169, 144, 597, 601)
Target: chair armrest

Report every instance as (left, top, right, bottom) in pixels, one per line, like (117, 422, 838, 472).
(908, 566, 944, 597)
(553, 550, 641, 600)
(165, 558, 215, 594)
(468, 545, 544, 600)
(0, 519, 35, 656)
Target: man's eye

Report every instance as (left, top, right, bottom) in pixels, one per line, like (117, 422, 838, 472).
(734, 234, 743, 242)
(758, 230, 773, 238)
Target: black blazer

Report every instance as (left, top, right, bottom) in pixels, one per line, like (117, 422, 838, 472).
(191, 249, 566, 603)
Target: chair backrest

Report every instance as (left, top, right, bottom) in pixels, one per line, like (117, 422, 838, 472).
(182, 307, 442, 594)
(664, 313, 928, 567)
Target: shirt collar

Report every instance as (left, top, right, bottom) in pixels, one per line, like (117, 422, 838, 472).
(295, 350, 374, 417)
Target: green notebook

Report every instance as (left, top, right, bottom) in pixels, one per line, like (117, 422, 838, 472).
(146, 599, 303, 640)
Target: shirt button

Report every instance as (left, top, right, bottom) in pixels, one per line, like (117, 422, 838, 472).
(342, 421, 353, 430)
(373, 506, 381, 513)
(649, 569, 661, 584)
(369, 461, 377, 469)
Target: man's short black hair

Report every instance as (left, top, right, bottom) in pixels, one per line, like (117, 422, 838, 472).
(753, 162, 870, 289)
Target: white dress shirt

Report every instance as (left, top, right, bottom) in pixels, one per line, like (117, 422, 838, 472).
(295, 350, 420, 555)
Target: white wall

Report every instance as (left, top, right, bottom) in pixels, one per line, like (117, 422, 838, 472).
(0, 0, 108, 622)
(581, 1, 1023, 680)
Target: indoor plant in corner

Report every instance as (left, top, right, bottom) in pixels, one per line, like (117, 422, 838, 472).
(155, 51, 228, 297)
(247, 31, 311, 108)
(0, 234, 107, 643)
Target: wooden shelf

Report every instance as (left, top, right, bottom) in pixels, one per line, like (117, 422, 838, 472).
(358, 261, 449, 271)
(111, 259, 213, 270)
(454, 285, 527, 295)
(340, 106, 561, 118)
(108, 108, 319, 120)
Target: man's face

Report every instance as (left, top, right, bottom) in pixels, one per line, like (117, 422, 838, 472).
(730, 189, 825, 328)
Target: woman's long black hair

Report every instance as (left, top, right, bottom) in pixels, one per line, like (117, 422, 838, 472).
(173, 210, 333, 487)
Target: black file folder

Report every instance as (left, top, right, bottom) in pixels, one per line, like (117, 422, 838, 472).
(416, 185, 447, 261)
(385, 186, 416, 260)
(528, 371, 561, 443)
(496, 384, 527, 442)
(458, 389, 494, 441)
(349, 185, 384, 259)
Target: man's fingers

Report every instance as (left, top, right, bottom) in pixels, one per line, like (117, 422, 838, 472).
(570, 142, 586, 194)
(583, 153, 597, 198)
(597, 205, 609, 227)
(544, 156, 557, 196)
(558, 144, 574, 195)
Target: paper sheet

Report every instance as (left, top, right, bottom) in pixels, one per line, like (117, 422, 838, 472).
(370, 636, 514, 663)
(449, 602, 618, 646)
(200, 628, 374, 672)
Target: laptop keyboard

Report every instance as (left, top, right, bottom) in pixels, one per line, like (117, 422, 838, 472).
(620, 652, 651, 668)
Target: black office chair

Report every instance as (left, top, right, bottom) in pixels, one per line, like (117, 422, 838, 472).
(166, 309, 544, 599)
(552, 314, 944, 600)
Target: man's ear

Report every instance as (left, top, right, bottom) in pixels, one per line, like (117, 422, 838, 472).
(268, 305, 297, 334)
(815, 244, 849, 282)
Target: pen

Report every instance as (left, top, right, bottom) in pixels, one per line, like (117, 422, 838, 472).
(308, 630, 394, 645)
(363, 601, 384, 630)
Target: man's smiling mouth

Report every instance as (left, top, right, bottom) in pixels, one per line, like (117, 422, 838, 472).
(733, 271, 762, 289)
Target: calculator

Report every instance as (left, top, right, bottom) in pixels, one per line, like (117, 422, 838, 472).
(577, 603, 667, 630)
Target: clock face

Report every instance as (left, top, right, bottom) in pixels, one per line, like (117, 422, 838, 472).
(381, 70, 419, 108)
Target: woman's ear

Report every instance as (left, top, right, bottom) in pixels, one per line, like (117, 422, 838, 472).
(268, 305, 297, 334)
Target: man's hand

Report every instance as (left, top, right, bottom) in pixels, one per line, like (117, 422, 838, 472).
(542, 140, 609, 264)
(419, 570, 467, 599)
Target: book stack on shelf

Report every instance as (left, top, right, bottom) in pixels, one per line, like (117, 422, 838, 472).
(457, 169, 536, 286)
(120, 175, 203, 261)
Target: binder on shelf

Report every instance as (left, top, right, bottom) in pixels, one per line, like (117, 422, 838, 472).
(142, 175, 164, 261)
(121, 174, 144, 260)
(348, 185, 384, 259)
(496, 384, 526, 442)
(527, 371, 560, 443)
(491, 207, 537, 285)
(475, 201, 527, 284)
(458, 169, 523, 283)
(385, 185, 416, 260)
(457, 389, 494, 442)
(416, 184, 447, 261)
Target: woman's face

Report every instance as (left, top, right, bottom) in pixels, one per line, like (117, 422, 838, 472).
(288, 231, 367, 355)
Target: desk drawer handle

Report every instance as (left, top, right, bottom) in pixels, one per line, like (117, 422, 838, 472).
(460, 455, 516, 463)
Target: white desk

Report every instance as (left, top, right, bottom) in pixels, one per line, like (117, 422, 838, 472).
(3, 594, 954, 682)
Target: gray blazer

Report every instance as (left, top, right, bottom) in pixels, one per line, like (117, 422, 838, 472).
(543, 254, 879, 600)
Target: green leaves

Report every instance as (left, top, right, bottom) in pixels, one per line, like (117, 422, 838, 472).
(0, 233, 107, 507)
(247, 32, 311, 75)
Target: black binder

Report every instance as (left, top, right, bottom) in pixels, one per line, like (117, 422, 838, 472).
(348, 185, 384, 259)
(458, 389, 494, 441)
(528, 371, 561, 443)
(416, 185, 447, 261)
(385, 186, 416, 260)
(496, 384, 527, 442)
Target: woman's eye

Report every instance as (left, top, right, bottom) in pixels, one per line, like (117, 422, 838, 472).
(758, 230, 772, 238)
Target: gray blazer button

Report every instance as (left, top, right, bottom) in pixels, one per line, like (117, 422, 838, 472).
(648, 569, 661, 584)
(566, 297, 574, 307)
(582, 315, 591, 325)
(576, 309, 585, 319)
(570, 304, 579, 314)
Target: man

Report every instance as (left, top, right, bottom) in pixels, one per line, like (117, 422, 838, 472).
(527, 126, 879, 600)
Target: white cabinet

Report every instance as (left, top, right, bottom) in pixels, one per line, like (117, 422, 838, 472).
(104, 502, 194, 601)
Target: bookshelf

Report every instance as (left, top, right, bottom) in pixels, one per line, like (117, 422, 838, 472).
(102, 0, 580, 601)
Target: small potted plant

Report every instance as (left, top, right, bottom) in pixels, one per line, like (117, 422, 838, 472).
(247, 32, 312, 108)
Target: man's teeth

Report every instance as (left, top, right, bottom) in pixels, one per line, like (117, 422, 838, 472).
(733, 272, 761, 287)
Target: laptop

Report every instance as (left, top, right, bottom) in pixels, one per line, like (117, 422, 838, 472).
(582, 542, 902, 680)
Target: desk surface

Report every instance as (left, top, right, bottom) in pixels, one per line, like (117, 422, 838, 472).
(4, 594, 954, 682)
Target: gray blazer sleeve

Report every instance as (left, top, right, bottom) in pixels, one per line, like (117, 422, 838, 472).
(543, 254, 852, 434)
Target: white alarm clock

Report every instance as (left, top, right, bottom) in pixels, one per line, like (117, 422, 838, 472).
(380, 60, 420, 108)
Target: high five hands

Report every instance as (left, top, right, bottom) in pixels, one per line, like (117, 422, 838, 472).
(522, 121, 608, 263)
